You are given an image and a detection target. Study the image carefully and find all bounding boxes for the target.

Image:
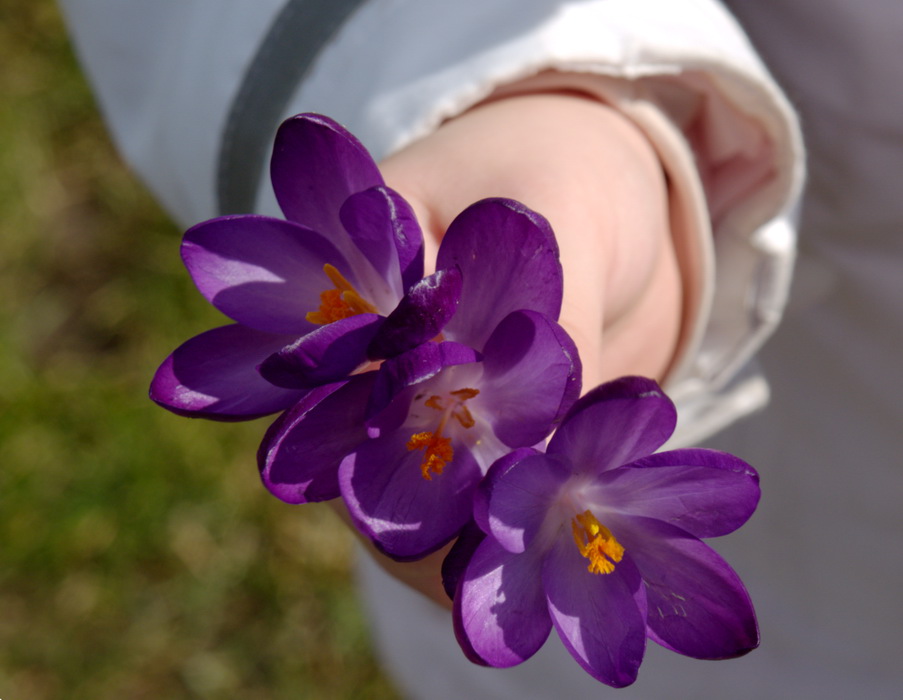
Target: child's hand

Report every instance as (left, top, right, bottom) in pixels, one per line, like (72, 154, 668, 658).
(380, 87, 682, 390)
(333, 86, 684, 608)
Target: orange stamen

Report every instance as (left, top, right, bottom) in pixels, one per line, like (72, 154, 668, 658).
(571, 510, 625, 575)
(406, 432, 454, 480)
(306, 263, 378, 325)
(407, 388, 480, 480)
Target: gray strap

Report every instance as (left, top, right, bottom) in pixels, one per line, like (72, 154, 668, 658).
(216, 0, 368, 214)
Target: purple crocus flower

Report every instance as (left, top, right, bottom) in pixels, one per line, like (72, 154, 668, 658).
(343, 308, 581, 560)
(260, 308, 581, 561)
(150, 113, 456, 420)
(451, 376, 760, 687)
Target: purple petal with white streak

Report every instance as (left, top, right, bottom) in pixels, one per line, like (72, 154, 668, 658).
(592, 450, 760, 538)
(271, 114, 383, 255)
(182, 215, 347, 334)
(486, 453, 570, 554)
(456, 538, 551, 668)
(339, 432, 483, 560)
(608, 515, 759, 659)
(367, 268, 462, 359)
(340, 186, 423, 298)
(389, 199, 425, 291)
(452, 600, 490, 667)
(543, 535, 647, 688)
(437, 198, 563, 350)
(547, 376, 675, 476)
(473, 447, 540, 536)
(258, 373, 375, 503)
(445, 524, 493, 669)
(480, 310, 581, 447)
(258, 313, 384, 389)
(150, 324, 304, 421)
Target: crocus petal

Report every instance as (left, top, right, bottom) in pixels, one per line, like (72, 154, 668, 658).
(608, 515, 759, 659)
(442, 520, 486, 601)
(258, 313, 384, 389)
(389, 204, 425, 292)
(437, 198, 563, 350)
(367, 267, 462, 359)
(479, 310, 581, 447)
(592, 450, 760, 538)
(452, 603, 490, 667)
(486, 453, 570, 554)
(473, 447, 541, 535)
(150, 324, 305, 420)
(456, 538, 552, 668)
(547, 377, 676, 476)
(257, 374, 375, 503)
(446, 521, 492, 667)
(339, 186, 423, 300)
(366, 341, 480, 422)
(339, 432, 483, 560)
(543, 535, 647, 688)
(271, 113, 383, 253)
(182, 215, 348, 334)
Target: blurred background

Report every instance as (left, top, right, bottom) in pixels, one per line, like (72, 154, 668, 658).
(0, 3, 400, 698)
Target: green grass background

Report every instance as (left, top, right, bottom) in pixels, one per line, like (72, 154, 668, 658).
(0, 4, 401, 698)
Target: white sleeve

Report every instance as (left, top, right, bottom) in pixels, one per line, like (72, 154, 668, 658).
(57, 0, 286, 224)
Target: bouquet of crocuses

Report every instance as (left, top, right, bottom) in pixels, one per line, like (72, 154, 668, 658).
(151, 114, 760, 688)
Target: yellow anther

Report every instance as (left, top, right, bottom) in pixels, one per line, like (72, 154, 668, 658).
(323, 263, 354, 291)
(408, 387, 480, 480)
(424, 395, 444, 411)
(407, 432, 454, 480)
(453, 404, 475, 429)
(422, 389, 480, 429)
(306, 288, 350, 325)
(450, 388, 480, 401)
(306, 263, 378, 325)
(571, 510, 625, 575)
